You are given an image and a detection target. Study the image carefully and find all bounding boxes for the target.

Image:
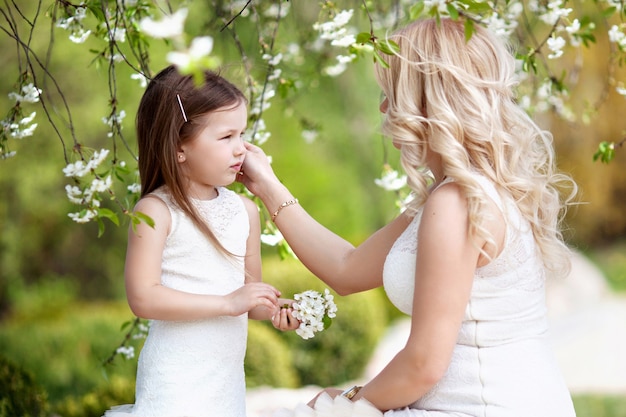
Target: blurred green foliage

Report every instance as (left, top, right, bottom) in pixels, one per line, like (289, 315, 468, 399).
(573, 395, 626, 417)
(0, 354, 49, 417)
(246, 320, 300, 389)
(0, 257, 392, 415)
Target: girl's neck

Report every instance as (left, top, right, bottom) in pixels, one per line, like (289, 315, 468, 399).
(187, 185, 219, 201)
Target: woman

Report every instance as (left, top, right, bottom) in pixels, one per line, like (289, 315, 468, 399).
(240, 17, 577, 417)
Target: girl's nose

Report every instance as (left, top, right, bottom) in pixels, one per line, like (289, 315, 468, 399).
(234, 136, 246, 155)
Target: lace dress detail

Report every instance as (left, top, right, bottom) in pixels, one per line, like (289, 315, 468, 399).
(103, 186, 250, 417)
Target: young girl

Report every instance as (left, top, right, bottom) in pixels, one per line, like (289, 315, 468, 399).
(103, 65, 298, 417)
(240, 18, 578, 417)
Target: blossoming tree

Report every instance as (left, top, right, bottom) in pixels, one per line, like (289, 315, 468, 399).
(2, 0, 625, 240)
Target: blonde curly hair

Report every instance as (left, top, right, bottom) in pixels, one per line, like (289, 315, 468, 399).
(374, 18, 577, 278)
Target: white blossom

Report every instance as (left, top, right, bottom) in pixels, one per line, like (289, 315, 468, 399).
(291, 289, 338, 339)
(375, 168, 407, 191)
(608, 25, 626, 49)
(130, 72, 148, 88)
(547, 36, 566, 59)
(9, 83, 42, 103)
(63, 160, 88, 178)
(167, 36, 215, 70)
(115, 346, 135, 360)
(127, 183, 141, 194)
(262, 53, 283, 66)
(107, 27, 127, 43)
(331, 34, 356, 48)
(313, 9, 354, 43)
(539, 1, 572, 25)
(102, 110, 126, 128)
(68, 209, 97, 223)
(261, 230, 284, 246)
(324, 62, 348, 77)
(89, 175, 112, 193)
(63, 149, 110, 178)
(139, 8, 188, 39)
(10, 123, 38, 139)
(264, 2, 290, 19)
(69, 29, 91, 44)
(65, 185, 84, 204)
(301, 129, 318, 144)
(20, 112, 37, 125)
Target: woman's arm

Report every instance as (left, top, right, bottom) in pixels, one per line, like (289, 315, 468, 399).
(240, 142, 411, 295)
(241, 195, 299, 330)
(124, 196, 280, 321)
(349, 183, 496, 410)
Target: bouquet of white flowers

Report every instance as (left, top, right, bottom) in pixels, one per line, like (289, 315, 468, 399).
(290, 289, 338, 339)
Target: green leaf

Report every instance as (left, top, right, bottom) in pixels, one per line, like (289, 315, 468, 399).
(373, 51, 390, 68)
(464, 19, 475, 42)
(356, 32, 371, 45)
(98, 208, 120, 226)
(593, 141, 615, 164)
(322, 315, 333, 330)
(603, 6, 617, 18)
(465, 0, 494, 14)
(97, 218, 106, 238)
(134, 211, 155, 228)
(447, 4, 459, 20)
(409, 2, 425, 20)
(376, 38, 400, 56)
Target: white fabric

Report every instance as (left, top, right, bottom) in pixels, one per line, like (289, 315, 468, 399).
(274, 175, 576, 417)
(103, 186, 250, 417)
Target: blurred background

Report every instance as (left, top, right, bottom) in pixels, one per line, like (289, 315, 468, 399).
(1, 1, 625, 417)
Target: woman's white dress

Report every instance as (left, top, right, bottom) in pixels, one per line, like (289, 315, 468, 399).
(103, 186, 250, 417)
(276, 175, 576, 417)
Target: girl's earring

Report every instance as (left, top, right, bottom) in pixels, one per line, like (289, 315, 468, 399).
(178, 154, 185, 162)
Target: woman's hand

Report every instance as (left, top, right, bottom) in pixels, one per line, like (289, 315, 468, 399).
(238, 142, 280, 198)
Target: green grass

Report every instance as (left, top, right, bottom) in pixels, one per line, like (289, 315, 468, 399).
(573, 394, 626, 417)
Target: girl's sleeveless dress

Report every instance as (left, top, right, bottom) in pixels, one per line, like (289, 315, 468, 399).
(275, 175, 576, 417)
(103, 186, 250, 417)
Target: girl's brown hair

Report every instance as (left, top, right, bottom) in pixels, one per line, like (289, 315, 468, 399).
(136, 65, 246, 257)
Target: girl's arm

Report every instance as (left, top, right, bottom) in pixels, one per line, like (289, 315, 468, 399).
(124, 196, 280, 321)
(346, 183, 503, 410)
(240, 142, 411, 296)
(242, 195, 274, 321)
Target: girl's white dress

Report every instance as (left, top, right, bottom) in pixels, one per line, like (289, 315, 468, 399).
(103, 186, 250, 417)
(276, 175, 576, 417)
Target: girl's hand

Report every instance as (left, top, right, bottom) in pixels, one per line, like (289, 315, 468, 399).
(227, 282, 280, 316)
(271, 300, 300, 331)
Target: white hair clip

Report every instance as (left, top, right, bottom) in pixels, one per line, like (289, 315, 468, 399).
(176, 94, 188, 122)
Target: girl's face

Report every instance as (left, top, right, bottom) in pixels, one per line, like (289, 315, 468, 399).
(178, 101, 247, 199)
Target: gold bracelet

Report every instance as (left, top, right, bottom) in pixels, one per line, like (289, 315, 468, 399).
(271, 198, 298, 222)
(340, 385, 362, 400)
